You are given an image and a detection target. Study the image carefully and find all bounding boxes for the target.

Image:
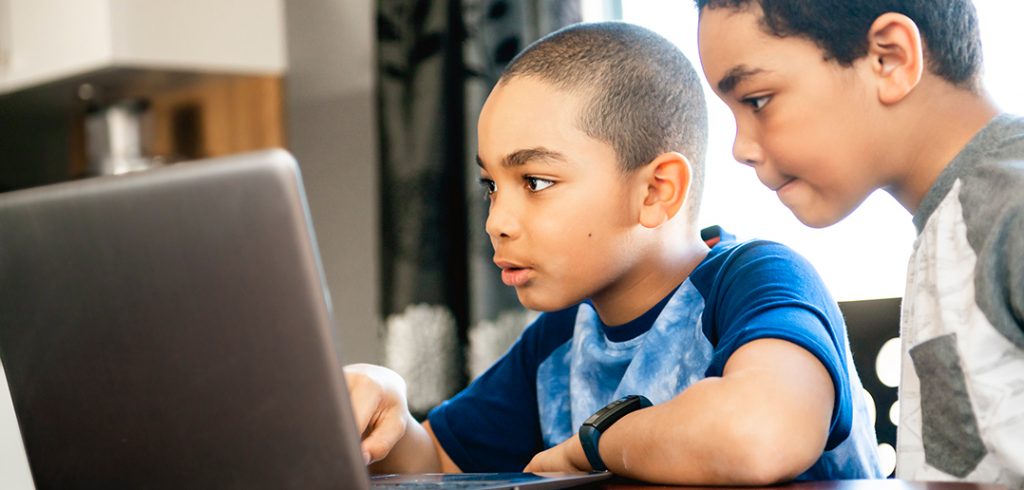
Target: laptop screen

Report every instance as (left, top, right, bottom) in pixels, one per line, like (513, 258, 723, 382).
(0, 150, 369, 488)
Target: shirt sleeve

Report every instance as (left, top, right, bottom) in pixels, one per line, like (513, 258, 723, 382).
(974, 194, 1024, 342)
(698, 241, 854, 450)
(1005, 206, 1024, 336)
(427, 307, 576, 472)
(974, 197, 1024, 472)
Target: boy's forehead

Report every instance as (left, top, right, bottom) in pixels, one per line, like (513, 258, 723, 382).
(487, 77, 581, 111)
(477, 78, 617, 171)
(698, 7, 818, 93)
(697, 6, 766, 63)
(479, 78, 586, 146)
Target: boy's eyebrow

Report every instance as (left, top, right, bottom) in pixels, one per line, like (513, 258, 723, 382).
(475, 147, 568, 168)
(717, 65, 766, 94)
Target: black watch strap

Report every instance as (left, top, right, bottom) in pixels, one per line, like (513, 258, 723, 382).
(578, 395, 652, 471)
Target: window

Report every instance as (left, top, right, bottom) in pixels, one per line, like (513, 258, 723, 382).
(581, 0, 1024, 301)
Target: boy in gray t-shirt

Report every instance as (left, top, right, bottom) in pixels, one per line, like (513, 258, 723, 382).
(900, 113, 1024, 484)
(695, 0, 1024, 487)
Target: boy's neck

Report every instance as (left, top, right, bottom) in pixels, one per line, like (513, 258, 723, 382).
(589, 233, 709, 327)
(886, 80, 1000, 214)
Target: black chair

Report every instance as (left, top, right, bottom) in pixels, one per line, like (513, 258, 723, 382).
(839, 297, 902, 478)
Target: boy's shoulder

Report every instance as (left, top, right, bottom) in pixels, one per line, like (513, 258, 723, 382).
(691, 233, 839, 332)
(957, 113, 1024, 209)
(691, 233, 819, 290)
(916, 113, 1024, 233)
(698, 226, 810, 267)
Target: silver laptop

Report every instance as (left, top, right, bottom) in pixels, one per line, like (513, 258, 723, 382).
(0, 150, 609, 489)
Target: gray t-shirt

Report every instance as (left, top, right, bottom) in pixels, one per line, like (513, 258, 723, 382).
(898, 113, 1024, 488)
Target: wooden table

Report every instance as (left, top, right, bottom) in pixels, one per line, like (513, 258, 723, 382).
(592, 478, 1008, 489)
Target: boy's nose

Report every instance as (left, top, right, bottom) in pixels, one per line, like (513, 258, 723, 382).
(732, 125, 764, 167)
(485, 198, 521, 240)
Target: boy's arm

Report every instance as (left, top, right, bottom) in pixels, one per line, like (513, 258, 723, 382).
(344, 364, 462, 474)
(525, 337, 834, 486)
(363, 420, 462, 473)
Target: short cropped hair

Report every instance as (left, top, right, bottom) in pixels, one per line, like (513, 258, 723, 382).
(499, 22, 709, 221)
(695, 0, 983, 90)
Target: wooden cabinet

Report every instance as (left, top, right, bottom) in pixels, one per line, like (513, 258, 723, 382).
(67, 71, 287, 177)
(0, 0, 287, 191)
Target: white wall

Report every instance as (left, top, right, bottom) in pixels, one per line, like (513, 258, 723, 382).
(284, 0, 380, 364)
(110, 0, 286, 73)
(0, 366, 32, 488)
(0, 0, 286, 94)
(0, 0, 113, 93)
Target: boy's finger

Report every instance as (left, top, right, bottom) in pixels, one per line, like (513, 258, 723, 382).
(344, 373, 380, 436)
(360, 412, 406, 464)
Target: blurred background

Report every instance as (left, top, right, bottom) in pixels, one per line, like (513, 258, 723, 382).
(1, 0, 1022, 486)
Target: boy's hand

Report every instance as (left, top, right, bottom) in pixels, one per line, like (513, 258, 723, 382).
(343, 363, 415, 465)
(523, 434, 591, 473)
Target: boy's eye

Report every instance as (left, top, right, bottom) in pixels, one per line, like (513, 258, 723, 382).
(525, 176, 554, 192)
(479, 178, 496, 197)
(743, 95, 771, 112)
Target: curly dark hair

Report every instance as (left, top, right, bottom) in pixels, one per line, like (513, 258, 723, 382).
(694, 0, 983, 90)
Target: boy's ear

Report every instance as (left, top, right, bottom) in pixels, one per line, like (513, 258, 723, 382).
(639, 151, 691, 229)
(866, 12, 925, 105)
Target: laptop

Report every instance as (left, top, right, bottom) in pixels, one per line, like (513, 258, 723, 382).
(0, 150, 610, 489)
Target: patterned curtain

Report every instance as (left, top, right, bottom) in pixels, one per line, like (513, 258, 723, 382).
(377, 0, 580, 415)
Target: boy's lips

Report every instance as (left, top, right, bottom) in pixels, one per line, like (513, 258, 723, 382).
(769, 177, 797, 192)
(501, 268, 532, 287)
(494, 259, 532, 287)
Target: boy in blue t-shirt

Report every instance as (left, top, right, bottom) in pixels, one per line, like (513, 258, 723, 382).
(345, 22, 881, 485)
(695, 1, 1024, 487)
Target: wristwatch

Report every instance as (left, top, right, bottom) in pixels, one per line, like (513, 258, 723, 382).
(578, 394, 652, 471)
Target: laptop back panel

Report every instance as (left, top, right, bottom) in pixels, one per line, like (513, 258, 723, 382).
(0, 151, 370, 489)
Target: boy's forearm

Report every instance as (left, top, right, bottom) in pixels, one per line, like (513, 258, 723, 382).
(367, 417, 443, 474)
(590, 380, 801, 484)
(590, 341, 833, 485)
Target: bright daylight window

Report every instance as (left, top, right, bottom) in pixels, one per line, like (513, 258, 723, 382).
(581, 0, 1024, 301)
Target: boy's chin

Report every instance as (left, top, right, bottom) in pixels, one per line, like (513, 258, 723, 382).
(794, 213, 841, 229)
(514, 289, 577, 313)
(789, 204, 856, 229)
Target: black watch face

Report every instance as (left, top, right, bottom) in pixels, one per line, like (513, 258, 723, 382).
(583, 411, 604, 427)
(586, 395, 645, 430)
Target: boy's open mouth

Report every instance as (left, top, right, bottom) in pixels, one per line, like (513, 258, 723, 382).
(495, 261, 531, 287)
(501, 268, 530, 287)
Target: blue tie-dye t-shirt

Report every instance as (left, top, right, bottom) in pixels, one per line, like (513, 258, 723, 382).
(428, 237, 882, 480)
